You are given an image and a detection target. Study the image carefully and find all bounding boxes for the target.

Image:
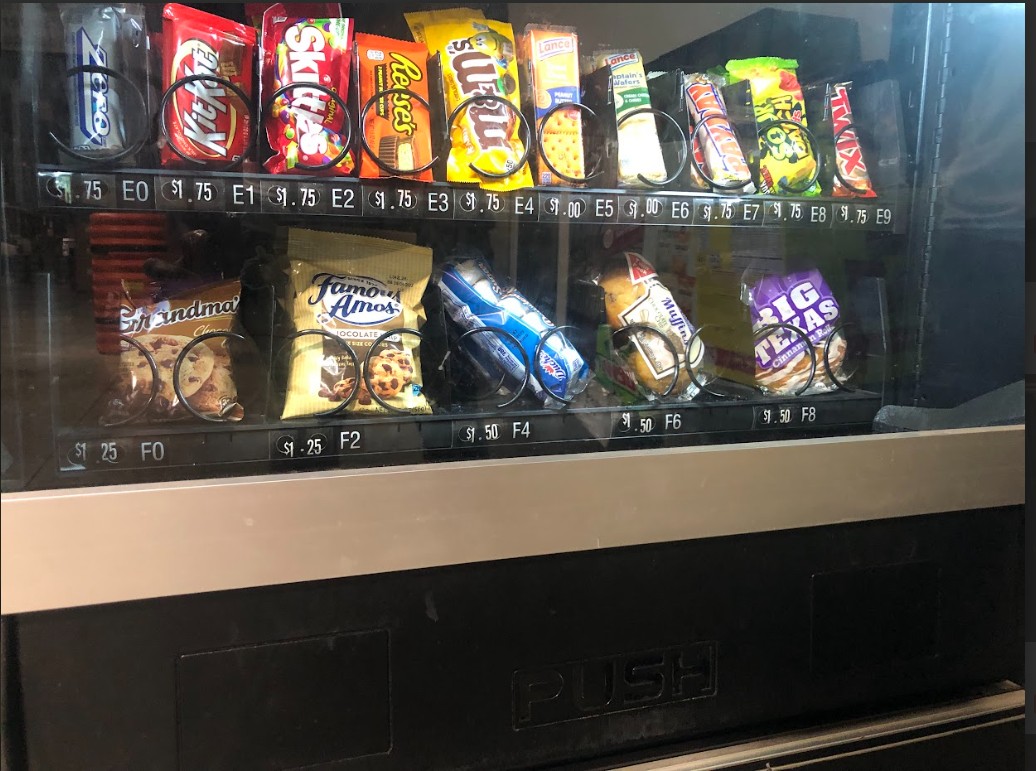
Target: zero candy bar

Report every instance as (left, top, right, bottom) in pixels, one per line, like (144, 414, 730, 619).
(725, 57, 820, 196)
(406, 8, 533, 191)
(261, 5, 355, 175)
(161, 4, 257, 168)
(683, 72, 754, 192)
(59, 5, 144, 158)
(828, 81, 876, 198)
(356, 32, 433, 181)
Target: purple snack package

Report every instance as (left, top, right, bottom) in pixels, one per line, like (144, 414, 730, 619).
(750, 269, 845, 393)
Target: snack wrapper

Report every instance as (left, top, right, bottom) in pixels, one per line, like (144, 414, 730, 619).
(406, 8, 533, 191)
(161, 4, 256, 168)
(725, 57, 820, 196)
(595, 252, 701, 399)
(828, 81, 876, 198)
(750, 269, 845, 394)
(437, 257, 591, 403)
(683, 72, 754, 192)
(521, 25, 584, 186)
(261, 6, 354, 175)
(281, 230, 432, 418)
(247, 3, 341, 32)
(596, 49, 667, 187)
(59, 4, 147, 159)
(106, 279, 244, 422)
(356, 33, 434, 181)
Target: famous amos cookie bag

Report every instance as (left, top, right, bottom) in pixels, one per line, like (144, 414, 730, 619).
(725, 57, 821, 196)
(104, 279, 244, 423)
(406, 8, 533, 191)
(280, 230, 433, 418)
(355, 33, 434, 181)
(161, 4, 257, 168)
(260, 4, 355, 175)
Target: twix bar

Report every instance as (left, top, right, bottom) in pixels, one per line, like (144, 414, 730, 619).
(828, 81, 876, 198)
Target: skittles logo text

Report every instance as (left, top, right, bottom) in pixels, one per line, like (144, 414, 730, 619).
(282, 22, 341, 158)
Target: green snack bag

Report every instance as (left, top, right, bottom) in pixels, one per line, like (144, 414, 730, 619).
(726, 56, 821, 196)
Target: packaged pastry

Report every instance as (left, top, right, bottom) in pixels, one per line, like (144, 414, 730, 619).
(827, 82, 876, 198)
(750, 269, 845, 394)
(281, 230, 432, 418)
(521, 25, 584, 186)
(595, 49, 667, 187)
(595, 252, 701, 398)
(161, 4, 257, 168)
(683, 72, 754, 192)
(105, 279, 243, 423)
(725, 57, 820, 196)
(437, 257, 591, 403)
(356, 33, 434, 181)
(59, 4, 147, 160)
(406, 8, 533, 191)
(260, 5, 354, 175)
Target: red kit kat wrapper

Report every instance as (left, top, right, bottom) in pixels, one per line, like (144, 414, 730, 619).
(829, 81, 876, 198)
(161, 4, 257, 168)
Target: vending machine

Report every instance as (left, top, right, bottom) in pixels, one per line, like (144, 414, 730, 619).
(0, 3, 1025, 769)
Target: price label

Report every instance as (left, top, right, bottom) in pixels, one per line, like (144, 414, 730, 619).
(94, 439, 126, 467)
(295, 182, 327, 214)
(762, 199, 785, 225)
(337, 429, 364, 453)
(272, 433, 298, 459)
(454, 419, 535, 446)
(784, 200, 808, 227)
(157, 176, 193, 210)
(299, 432, 330, 457)
(872, 205, 894, 231)
(753, 404, 814, 428)
(76, 174, 116, 207)
(664, 195, 695, 226)
(641, 195, 668, 224)
(225, 178, 262, 212)
(560, 194, 588, 222)
(695, 197, 736, 225)
(586, 193, 618, 223)
(617, 194, 645, 224)
(262, 180, 294, 212)
(327, 182, 361, 216)
(115, 175, 154, 210)
(453, 189, 506, 220)
(537, 191, 564, 222)
(425, 187, 453, 219)
(734, 199, 763, 226)
(611, 411, 662, 438)
(189, 177, 225, 211)
(39, 172, 75, 207)
(513, 192, 537, 220)
(805, 202, 831, 228)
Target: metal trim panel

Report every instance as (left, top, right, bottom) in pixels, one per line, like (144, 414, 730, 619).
(0, 425, 1023, 613)
(609, 685, 1024, 770)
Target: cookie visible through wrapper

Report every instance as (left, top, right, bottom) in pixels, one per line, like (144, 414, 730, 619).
(106, 279, 243, 422)
(281, 229, 433, 418)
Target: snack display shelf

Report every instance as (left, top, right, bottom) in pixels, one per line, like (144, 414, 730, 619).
(52, 390, 880, 483)
(36, 165, 900, 231)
